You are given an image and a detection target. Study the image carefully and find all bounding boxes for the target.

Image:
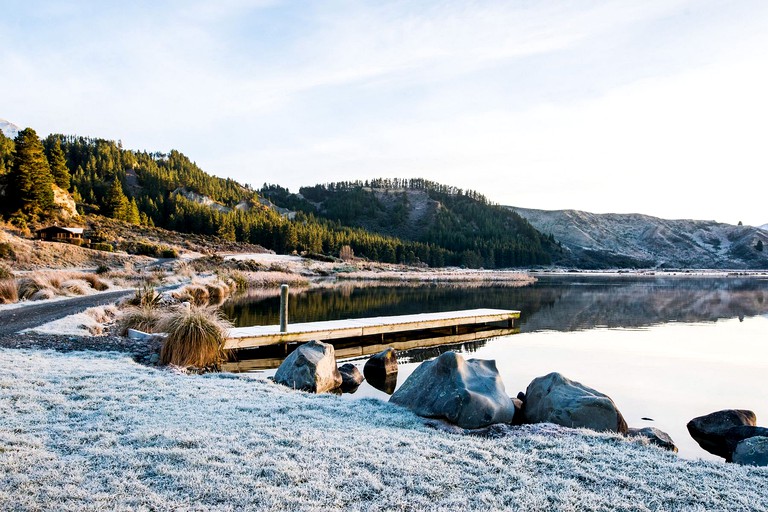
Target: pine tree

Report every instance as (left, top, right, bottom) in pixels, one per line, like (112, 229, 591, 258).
(104, 179, 130, 220)
(4, 128, 55, 220)
(46, 138, 71, 190)
(127, 198, 141, 225)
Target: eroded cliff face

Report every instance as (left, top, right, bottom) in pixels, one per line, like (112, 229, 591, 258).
(510, 207, 768, 269)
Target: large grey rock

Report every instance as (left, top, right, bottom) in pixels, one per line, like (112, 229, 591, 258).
(273, 340, 342, 393)
(628, 427, 678, 452)
(523, 372, 628, 433)
(724, 426, 768, 457)
(686, 409, 757, 460)
(389, 351, 515, 429)
(732, 436, 768, 467)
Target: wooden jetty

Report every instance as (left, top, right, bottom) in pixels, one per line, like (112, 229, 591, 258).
(223, 308, 519, 351)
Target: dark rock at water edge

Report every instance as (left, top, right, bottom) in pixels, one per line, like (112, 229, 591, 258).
(273, 340, 342, 393)
(338, 363, 364, 393)
(628, 427, 678, 452)
(389, 351, 515, 429)
(732, 436, 768, 467)
(364, 348, 398, 380)
(368, 372, 398, 395)
(523, 372, 628, 434)
(686, 409, 757, 460)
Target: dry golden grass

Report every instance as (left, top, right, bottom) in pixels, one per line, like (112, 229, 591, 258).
(61, 279, 89, 296)
(205, 283, 229, 305)
(0, 279, 18, 304)
(118, 305, 163, 335)
(159, 305, 232, 368)
(80, 273, 109, 291)
(17, 275, 54, 300)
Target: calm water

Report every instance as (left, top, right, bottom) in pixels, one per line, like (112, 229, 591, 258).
(222, 275, 768, 459)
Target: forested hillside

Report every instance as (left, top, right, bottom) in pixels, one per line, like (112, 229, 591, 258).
(264, 179, 560, 267)
(0, 127, 558, 268)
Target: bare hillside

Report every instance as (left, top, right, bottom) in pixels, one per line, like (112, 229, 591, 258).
(510, 207, 768, 269)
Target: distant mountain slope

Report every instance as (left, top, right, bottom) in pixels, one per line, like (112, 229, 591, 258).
(0, 119, 20, 138)
(509, 207, 768, 269)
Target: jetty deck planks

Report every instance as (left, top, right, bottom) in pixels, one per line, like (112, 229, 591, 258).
(222, 308, 520, 350)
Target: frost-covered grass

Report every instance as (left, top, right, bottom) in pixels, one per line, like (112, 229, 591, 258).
(22, 305, 120, 336)
(1, 349, 767, 511)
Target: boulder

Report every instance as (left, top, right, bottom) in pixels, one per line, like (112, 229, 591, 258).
(338, 363, 364, 393)
(724, 426, 768, 457)
(273, 340, 342, 393)
(389, 351, 515, 429)
(367, 373, 398, 395)
(732, 436, 768, 467)
(628, 427, 678, 452)
(523, 372, 628, 434)
(686, 409, 757, 460)
(364, 348, 398, 379)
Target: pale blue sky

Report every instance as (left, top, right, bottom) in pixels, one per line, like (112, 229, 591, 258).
(2, 1, 767, 225)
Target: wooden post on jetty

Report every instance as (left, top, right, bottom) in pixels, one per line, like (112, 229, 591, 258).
(279, 284, 289, 333)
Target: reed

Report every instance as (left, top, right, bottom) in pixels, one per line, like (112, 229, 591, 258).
(158, 305, 232, 368)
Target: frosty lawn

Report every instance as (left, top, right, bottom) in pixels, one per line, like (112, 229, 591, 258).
(2, 349, 767, 511)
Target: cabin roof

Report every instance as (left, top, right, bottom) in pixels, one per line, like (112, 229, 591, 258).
(35, 226, 85, 235)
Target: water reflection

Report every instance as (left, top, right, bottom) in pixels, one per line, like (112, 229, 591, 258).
(223, 276, 768, 333)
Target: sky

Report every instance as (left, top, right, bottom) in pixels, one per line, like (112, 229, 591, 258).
(2, 0, 767, 225)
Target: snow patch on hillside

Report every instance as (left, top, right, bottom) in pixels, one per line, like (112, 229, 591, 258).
(0, 118, 20, 138)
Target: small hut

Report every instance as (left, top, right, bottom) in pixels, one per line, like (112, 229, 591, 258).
(35, 226, 85, 243)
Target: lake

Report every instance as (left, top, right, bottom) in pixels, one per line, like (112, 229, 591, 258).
(221, 274, 768, 460)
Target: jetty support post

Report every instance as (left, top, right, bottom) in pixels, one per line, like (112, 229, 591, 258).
(279, 284, 289, 333)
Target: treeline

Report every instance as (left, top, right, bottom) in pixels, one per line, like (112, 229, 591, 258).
(0, 126, 557, 267)
(271, 180, 559, 267)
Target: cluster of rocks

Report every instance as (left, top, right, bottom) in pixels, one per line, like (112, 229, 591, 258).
(273, 341, 399, 394)
(272, 341, 677, 452)
(273, 340, 766, 466)
(687, 409, 768, 466)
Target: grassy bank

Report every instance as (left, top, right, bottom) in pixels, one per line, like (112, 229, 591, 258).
(1, 349, 767, 511)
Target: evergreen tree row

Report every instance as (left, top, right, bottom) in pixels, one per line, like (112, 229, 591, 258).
(0, 127, 559, 268)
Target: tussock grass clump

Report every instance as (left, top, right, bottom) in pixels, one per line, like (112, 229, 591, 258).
(81, 273, 109, 291)
(30, 288, 56, 301)
(61, 279, 89, 296)
(18, 275, 54, 300)
(0, 279, 18, 304)
(159, 305, 232, 368)
(118, 305, 162, 335)
(183, 284, 210, 306)
(0, 264, 13, 280)
(205, 283, 229, 305)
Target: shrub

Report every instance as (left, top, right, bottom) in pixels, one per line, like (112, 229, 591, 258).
(95, 264, 110, 275)
(132, 241, 160, 257)
(91, 242, 114, 252)
(159, 305, 232, 368)
(66, 238, 85, 247)
(127, 282, 163, 308)
(160, 247, 179, 258)
(118, 305, 162, 335)
(0, 242, 16, 259)
(0, 279, 18, 304)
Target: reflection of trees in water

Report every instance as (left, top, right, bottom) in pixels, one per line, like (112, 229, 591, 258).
(223, 276, 768, 332)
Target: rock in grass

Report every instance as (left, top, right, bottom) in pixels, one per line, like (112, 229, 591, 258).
(274, 340, 342, 393)
(338, 363, 364, 392)
(389, 351, 515, 429)
(732, 436, 768, 466)
(687, 409, 757, 460)
(364, 348, 398, 379)
(523, 372, 628, 434)
(628, 427, 678, 452)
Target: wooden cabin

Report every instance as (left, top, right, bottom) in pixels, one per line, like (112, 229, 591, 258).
(35, 226, 85, 243)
